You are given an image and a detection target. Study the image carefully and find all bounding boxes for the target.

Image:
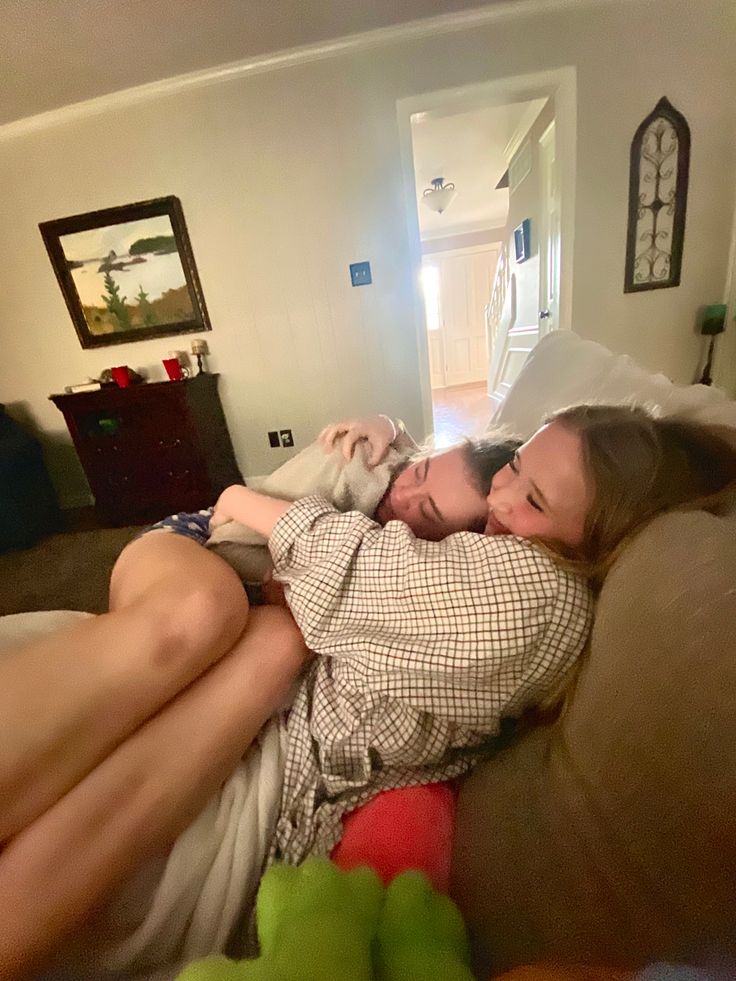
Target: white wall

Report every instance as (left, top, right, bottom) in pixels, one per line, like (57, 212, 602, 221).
(0, 0, 734, 506)
(422, 227, 506, 255)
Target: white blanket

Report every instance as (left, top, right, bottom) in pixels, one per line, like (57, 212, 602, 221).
(67, 719, 287, 980)
(0, 611, 285, 981)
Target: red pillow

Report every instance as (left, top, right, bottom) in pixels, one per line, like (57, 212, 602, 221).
(331, 782, 457, 892)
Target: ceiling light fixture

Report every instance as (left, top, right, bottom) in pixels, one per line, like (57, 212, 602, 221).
(422, 177, 456, 215)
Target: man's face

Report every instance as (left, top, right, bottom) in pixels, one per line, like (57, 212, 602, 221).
(375, 446, 487, 541)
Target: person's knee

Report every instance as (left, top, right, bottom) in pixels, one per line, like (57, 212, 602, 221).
(144, 575, 249, 669)
(109, 541, 249, 681)
(112, 533, 249, 644)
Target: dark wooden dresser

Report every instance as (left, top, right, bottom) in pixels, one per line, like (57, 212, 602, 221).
(50, 374, 243, 526)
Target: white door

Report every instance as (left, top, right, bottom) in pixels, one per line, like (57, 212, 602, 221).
(489, 117, 561, 407)
(538, 119, 560, 333)
(488, 272, 541, 408)
(423, 247, 499, 390)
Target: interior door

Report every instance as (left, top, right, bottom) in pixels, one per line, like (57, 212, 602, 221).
(424, 247, 499, 389)
(489, 118, 561, 408)
(487, 272, 541, 408)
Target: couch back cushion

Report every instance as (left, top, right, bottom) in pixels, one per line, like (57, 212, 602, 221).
(491, 331, 736, 438)
(451, 506, 736, 973)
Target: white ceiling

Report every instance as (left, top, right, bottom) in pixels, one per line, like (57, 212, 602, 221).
(0, 0, 513, 128)
(411, 99, 547, 240)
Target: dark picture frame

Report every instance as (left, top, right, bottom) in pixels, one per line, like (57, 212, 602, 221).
(40, 196, 212, 349)
(624, 97, 690, 292)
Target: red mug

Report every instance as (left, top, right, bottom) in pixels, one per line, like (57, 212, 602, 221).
(111, 365, 130, 388)
(162, 358, 189, 381)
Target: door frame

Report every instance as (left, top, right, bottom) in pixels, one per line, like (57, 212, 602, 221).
(719, 181, 736, 395)
(537, 119, 560, 335)
(396, 67, 577, 435)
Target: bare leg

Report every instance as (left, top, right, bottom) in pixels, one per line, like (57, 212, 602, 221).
(0, 532, 249, 842)
(0, 605, 307, 981)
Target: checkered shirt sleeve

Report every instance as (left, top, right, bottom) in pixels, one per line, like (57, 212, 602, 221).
(268, 497, 593, 866)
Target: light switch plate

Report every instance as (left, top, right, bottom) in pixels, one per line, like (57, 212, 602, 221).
(349, 261, 372, 287)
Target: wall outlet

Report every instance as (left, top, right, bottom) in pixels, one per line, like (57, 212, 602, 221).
(279, 429, 294, 448)
(268, 430, 280, 448)
(349, 261, 372, 287)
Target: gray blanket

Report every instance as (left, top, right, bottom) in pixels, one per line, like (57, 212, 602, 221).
(206, 438, 403, 583)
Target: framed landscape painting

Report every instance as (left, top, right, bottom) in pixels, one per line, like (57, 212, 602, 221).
(40, 196, 212, 348)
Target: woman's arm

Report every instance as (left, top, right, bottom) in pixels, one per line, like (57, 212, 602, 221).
(209, 410, 423, 538)
(0, 605, 307, 980)
(212, 484, 292, 538)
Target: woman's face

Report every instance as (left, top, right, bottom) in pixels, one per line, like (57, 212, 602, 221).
(375, 447, 487, 541)
(486, 422, 591, 548)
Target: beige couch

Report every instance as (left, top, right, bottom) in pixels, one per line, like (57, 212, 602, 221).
(451, 333, 736, 975)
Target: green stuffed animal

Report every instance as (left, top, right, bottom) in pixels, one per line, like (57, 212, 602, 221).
(376, 870, 474, 981)
(176, 857, 473, 981)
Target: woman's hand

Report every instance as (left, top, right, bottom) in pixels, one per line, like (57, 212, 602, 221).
(209, 506, 231, 530)
(210, 484, 243, 529)
(318, 415, 396, 467)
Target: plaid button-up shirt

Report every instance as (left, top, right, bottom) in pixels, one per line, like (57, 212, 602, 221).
(267, 497, 593, 866)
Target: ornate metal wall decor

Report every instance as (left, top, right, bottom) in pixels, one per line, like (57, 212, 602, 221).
(624, 97, 690, 292)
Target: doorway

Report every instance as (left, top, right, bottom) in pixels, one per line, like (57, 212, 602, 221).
(421, 244, 500, 446)
(397, 68, 576, 439)
(487, 111, 560, 410)
(422, 245, 500, 389)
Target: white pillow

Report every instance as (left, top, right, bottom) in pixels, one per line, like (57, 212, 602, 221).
(491, 331, 736, 438)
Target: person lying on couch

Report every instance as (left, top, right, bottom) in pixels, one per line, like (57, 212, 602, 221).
(152, 417, 521, 590)
(1, 406, 735, 980)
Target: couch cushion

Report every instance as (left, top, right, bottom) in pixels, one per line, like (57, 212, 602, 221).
(491, 331, 736, 438)
(451, 506, 736, 973)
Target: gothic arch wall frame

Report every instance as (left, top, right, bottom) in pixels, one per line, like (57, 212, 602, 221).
(624, 96, 691, 293)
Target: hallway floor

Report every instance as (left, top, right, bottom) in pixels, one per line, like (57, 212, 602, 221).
(432, 382, 495, 448)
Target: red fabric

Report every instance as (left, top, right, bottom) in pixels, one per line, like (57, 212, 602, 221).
(330, 782, 457, 893)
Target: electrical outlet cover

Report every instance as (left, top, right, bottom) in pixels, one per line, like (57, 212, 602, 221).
(349, 261, 372, 287)
(279, 429, 294, 447)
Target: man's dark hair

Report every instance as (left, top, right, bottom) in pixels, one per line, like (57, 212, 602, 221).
(461, 434, 522, 497)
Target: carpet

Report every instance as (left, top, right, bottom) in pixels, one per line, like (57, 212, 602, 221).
(0, 523, 144, 615)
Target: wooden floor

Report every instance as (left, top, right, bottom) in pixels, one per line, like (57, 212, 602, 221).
(432, 382, 494, 448)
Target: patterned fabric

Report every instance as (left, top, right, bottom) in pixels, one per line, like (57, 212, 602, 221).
(267, 496, 593, 866)
(146, 508, 213, 545)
